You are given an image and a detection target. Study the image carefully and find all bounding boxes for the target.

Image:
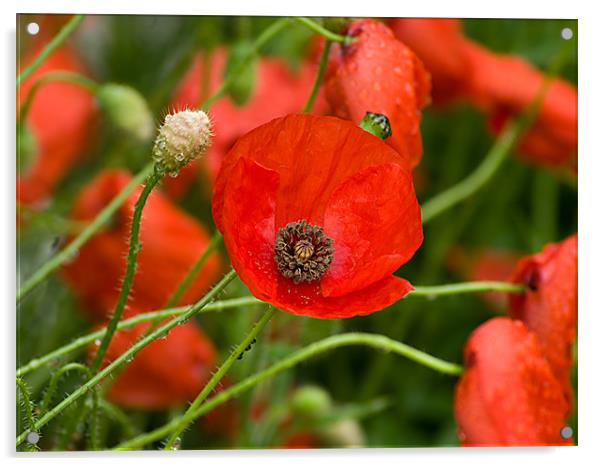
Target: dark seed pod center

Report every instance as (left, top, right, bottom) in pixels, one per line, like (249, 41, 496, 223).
(274, 220, 335, 284)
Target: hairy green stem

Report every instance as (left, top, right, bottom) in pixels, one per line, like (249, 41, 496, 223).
(163, 306, 277, 449)
(17, 162, 155, 302)
(17, 281, 522, 378)
(303, 39, 332, 113)
(117, 332, 461, 450)
(202, 18, 287, 109)
(15, 270, 238, 447)
(16, 378, 36, 434)
(40, 363, 91, 412)
(17, 296, 259, 377)
(89, 168, 163, 373)
(293, 17, 351, 44)
(18, 71, 99, 127)
(17, 15, 86, 86)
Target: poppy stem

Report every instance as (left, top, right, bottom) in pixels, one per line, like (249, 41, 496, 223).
(15, 269, 238, 447)
(420, 43, 570, 225)
(17, 71, 99, 127)
(293, 17, 352, 44)
(116, 332, 462, 450)
(164, 231, 224, 309)
(303, 39, 332, 113)
(411, 281, 525, 297)
(17, 14, 87, 86)
(201, 18, 288, 110)
(17, 162, 155, 303)
(16, 296, 259, 378)
(89, 167, 163, 374)
(163, 306, 277, 450)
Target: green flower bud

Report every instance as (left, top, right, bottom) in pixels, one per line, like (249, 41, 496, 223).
(152, 109, 212, 176)
(320, 17, 351, 34)
(97, 84, 154, 144)
(17, 124, 37, 173)
(359, 111, 392, 140)
(224, 42, 257, 106)
(290, 385, 333, 420)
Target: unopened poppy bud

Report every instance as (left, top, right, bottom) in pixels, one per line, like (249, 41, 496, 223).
(320, 17, 351, 34)
(224, 42, 258, 106)
(359, 112, 392, 140)
(152, 109, 212, 176)
(97, 84, 154, 144)
(17, 124, 38, 173)
(290, 385, 333, 419)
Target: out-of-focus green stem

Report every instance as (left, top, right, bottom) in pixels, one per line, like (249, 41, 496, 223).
(412, 281, 525, 297)
(202, 18, 288, 109)
(303, 39, 331, 113)
(293, 17, 351, 44)
(116, 332, 462, 450)
(17, 15, 86, 86)
(163, 306, 277, 450)
(17, 162, 155, 302)
(15, 270, 238, 447)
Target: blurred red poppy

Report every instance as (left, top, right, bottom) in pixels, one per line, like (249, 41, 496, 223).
(325, 19, 431, 169)
(62, 170, 221, 320)
(212, 114, 423, 318)
(17, 43, 96, 205)
(91, 320, 216, 410)
(164, 49, 328, 199)
(455, 317, 572, 446)
(389, 18, 577, 171)
(509, 235, 577, 409)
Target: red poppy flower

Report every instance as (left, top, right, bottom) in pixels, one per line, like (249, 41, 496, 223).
(90, 319, 216, 410)
(62, 170, 221, 320)
(164, 49, 328, 198)
(324, 19, 431, 169)
(388, 18, 467, 106)
(17, 43, 96, 205)
(388, 18, 577, 170)
(455, 317, 572, 446)
(462, 40, 577, 170)
(212, 114, 423, 318)
(509, 235, 577, 409)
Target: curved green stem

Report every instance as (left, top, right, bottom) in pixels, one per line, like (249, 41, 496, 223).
(17, 162, 155, 302)
(117, 332, 461, 450)
(421, 47, 566, 225)
(293, 17, 351, 44)
(202, 18, 288, 109)
(89, 167, 162, 373)
(164, 232, 223, 308)
(17, 15, 87, 86)
(412, 281, 525, 297)
(15, 270, 238, 447)
(40, 363, 91, 412)
(163, 306, 277, 450)
(18, 71, 99, 127)
(17, 296, 259, 377)
(303, 39, 332, 113)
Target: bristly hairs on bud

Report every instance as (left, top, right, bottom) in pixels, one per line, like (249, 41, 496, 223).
(152, 108, 213, 177)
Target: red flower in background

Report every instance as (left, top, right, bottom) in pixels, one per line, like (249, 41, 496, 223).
(389, 18, 577, 171)
(455, 317, 571, 446)
(62, 170, 221, 320)
(509, 235, 577, 409)
(164, 49, 328, 199)
(17, 43, 96, 205)
(325, 19, 431, 169)
(212, 114, 423, 318)
(91, 320, 216, 410)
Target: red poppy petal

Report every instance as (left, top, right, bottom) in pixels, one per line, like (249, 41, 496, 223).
(321, 163, 422, 297)
(273, 275, 413, 319)
(455, 317, 571, 446)
(221, 157, 280, 300)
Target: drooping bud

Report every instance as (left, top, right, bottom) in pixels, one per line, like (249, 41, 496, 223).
(359, 112, 392, 140)
(97, 84, 154, 144)
(224, 42, 258, 106)
(152, 109, 212, 176)
(320, 17, 351, 34)
(290, 385, 333, 420)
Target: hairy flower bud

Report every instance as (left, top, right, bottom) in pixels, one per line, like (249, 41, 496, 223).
(97, 84, 154, 144)
(152, 109, 212, 176)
